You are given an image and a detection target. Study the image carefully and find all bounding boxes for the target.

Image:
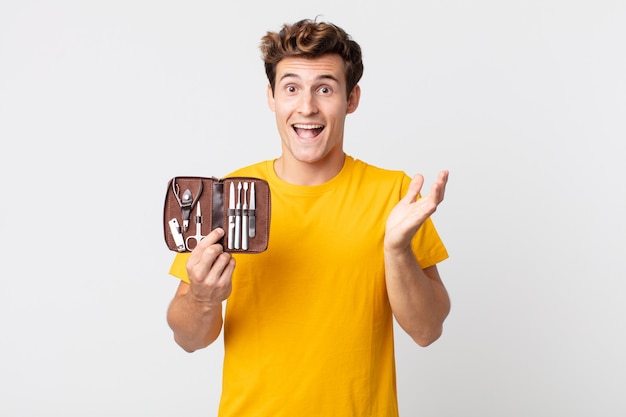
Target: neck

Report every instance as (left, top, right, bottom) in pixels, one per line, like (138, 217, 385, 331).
(274, 153, 346, 186)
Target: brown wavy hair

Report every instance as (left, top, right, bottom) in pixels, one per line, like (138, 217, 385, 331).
(260, 18, 364, 96)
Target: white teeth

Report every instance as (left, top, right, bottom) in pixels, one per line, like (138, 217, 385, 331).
(293, 124, 324, 129)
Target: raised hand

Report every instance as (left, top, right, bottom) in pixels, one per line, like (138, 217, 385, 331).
(384, 170, 449, 251)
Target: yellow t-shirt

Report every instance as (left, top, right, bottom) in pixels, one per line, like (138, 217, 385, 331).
(169, 155, 448, 417)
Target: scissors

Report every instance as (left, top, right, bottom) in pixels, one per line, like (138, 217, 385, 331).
(185, 202, 206, 250)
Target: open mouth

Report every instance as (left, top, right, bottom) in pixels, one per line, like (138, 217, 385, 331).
(293, 123, 325, 139)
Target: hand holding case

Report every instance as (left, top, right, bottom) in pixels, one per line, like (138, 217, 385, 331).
(163, 176, 270, 253)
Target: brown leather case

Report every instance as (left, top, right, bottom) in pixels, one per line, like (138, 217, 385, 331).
(163, 176, 270, 253)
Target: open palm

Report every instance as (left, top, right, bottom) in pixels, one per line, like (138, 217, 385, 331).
(385, 170, 449, 250)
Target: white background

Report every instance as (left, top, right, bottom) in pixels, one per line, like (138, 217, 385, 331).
(1, 1, 625, 416)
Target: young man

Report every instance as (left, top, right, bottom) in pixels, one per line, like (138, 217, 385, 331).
(167, 18, 450, 417)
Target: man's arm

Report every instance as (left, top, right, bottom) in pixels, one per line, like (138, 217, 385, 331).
(166, 228, 235, 352)
(384, 171, 451, 347)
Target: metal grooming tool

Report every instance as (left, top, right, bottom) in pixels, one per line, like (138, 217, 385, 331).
(168, 218, 186, 252)
(185, 202, 206, 251)
(242, 182, 249, 250)
(228, 182, 235, 250)
(234, 182, 242, 249)
(180, 189, 193, 232)
(171, 178, 203, 232)
(248, 182, 256, 238)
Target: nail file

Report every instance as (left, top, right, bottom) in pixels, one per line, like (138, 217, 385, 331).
(228, 182, 235, 249)
(249, 182, 256, 238)
(234, 182, 242, 249)
(242, 182, 249, 250)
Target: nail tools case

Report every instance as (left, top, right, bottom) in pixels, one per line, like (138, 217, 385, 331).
(163, 176, 271, 253)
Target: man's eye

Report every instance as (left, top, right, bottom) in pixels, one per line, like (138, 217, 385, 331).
(318, 87, 332, 95)
(286, 86, 297, 93)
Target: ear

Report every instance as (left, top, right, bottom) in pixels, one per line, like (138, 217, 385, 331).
(267, 84, 276, 112)
(346, 84, 361, 114)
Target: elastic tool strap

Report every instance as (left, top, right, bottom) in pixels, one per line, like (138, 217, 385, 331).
(212, 181, 224, 245)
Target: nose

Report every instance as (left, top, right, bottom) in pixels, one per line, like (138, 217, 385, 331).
(297, 90, 318, 115)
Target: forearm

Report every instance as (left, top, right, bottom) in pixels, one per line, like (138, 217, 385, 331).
(384, 246, 450, 346)
(167, 289, 223, 352)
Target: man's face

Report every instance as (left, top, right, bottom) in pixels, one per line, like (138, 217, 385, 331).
(267, 54, 360, 167)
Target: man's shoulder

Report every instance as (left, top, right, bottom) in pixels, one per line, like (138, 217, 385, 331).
(226, 160, 271, 179)
(349, 156, 407, 182)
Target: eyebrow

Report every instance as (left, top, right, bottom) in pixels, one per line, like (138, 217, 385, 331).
(278, 73, 340, 83)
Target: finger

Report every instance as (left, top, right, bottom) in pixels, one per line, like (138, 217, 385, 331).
(438, 170, 449, 189)
(189, 255, 235, 304)
(188, 247, 229, 286)
(404, 174, 425, 203)
(435, 170, 449, 202)
(200, 253, 235, 296)
(218, 256, 236, 283)
(187, 230, 227, 284)
(200, 227, 225, 247)
(203, 251, 233, 280)
(427, 170, 449, 205)
(188, 228, 225, 264)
